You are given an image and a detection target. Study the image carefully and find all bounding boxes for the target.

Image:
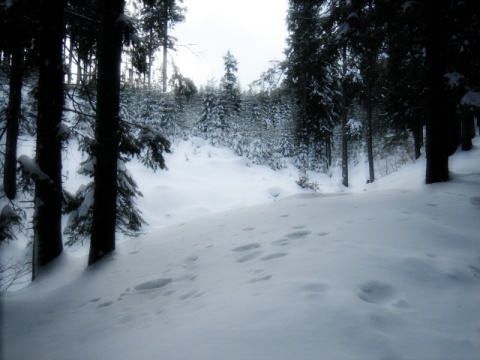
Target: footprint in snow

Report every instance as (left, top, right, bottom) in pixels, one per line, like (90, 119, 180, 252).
(232, 243, 261, 252)
(301, 283, 329, 293)
(232, 243, 263, 262)
(237, 251, 263, 263)
(97, 300, 114, 308)
(249, 275, 272, 283)
(184, 255, 198, 264)
(242, 227, 255, 231)
(261, 253, 287, 261)
(357, 281, 397, 305)
(133, 278, 173, 291)
(271, 239, 290, 246)
(285, 230, 311, 240)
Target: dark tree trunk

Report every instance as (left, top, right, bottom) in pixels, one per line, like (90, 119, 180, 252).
(76, 59, 82, 85)
(326, 134, 332, 168)
(33, 0, 65, 278)
(446, 100, 460, 156)
(162, 9, 168, 93)
(88, 0, 125, 266)
(473, 110, 480, 136)
(366, 80, 375, 184)
(461, 109, 474, 151)
(341, 45, 348, 187)
(4, 45, 23, 200)
(425, 0, 449, 184)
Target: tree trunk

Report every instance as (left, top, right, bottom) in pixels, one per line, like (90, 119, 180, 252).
(67, 38, 73, 85)
(341, 45, 348, 187)
(4, 45, 23, 200)
(76, 59, 82, 85)
(473, 110, 480, 136)
(162, 9, 168, 93)
(88, 0, 125, 266)
(425, 0, 449, 184)
(446, 100, 460, 156)
(366, 78, 375, 184)
(147, 29, 153, 88)
(461, 108, 474, 151)
(33, 0, 65, 278)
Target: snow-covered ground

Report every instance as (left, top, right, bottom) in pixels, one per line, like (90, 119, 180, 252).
(2, 136, 480, 360)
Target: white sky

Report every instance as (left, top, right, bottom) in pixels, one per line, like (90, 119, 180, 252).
(170, 0, 289, 89)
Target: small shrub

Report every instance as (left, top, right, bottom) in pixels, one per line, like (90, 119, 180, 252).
(296, 165, 319, 191)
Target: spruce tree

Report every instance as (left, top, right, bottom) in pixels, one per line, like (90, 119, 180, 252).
(33, 0, 65, 277)
(1, 0, 35, 200)
(425, 0, 449, 184)
(140, 0, 185, 89)
(220, 51, 242, 117)
(89, 0, 126, 265)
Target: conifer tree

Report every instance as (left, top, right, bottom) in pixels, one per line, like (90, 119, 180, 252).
(33, 0, 65, 277)
(0, 0, 37, 200)
(89, 0, 126, 265)
(285, 0, 339, 171)
(425, 0, 449, 184)
(220, 51, 242, 117)
(140, 0, 185, 89)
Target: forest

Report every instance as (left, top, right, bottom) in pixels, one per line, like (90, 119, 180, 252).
(1, 0, 480, 286)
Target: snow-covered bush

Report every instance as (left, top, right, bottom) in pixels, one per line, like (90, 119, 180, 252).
(296, 165, 319, 191)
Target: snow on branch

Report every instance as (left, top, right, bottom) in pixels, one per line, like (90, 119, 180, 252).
(17, 155, 51, 183)
(461, 91, 480, 108)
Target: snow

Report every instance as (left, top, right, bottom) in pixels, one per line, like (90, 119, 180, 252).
(17, 154, 50, 182)
(445, 72, 464, 88)
(461, 90, 480, 108)
(1, 204, 15, 217)
(2, 136, 480, 360)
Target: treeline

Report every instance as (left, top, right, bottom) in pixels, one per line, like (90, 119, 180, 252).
(284, 0, 480, 186)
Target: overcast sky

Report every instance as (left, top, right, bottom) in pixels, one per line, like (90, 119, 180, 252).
(170, 0, 289, 90)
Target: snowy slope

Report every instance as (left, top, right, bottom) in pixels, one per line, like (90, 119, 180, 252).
(2, 137, 480, 360)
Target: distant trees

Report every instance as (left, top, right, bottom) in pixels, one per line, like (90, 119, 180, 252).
(285, 0, 339, 172)
(138, 0, 185, 90)
(220, 51, 242, 116)
(197, 51, 242, 146)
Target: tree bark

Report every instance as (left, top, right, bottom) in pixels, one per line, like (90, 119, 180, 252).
(88, 0, 125, 266)
(4, 45, 23, 200)
(341, 45, 348, 187)
(162, 11, 168, 93)
(425, 0, 449, 184)
(461, 108, 474, 151)
(33, 0, 65, 277)
(366, 79, 375, 184)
